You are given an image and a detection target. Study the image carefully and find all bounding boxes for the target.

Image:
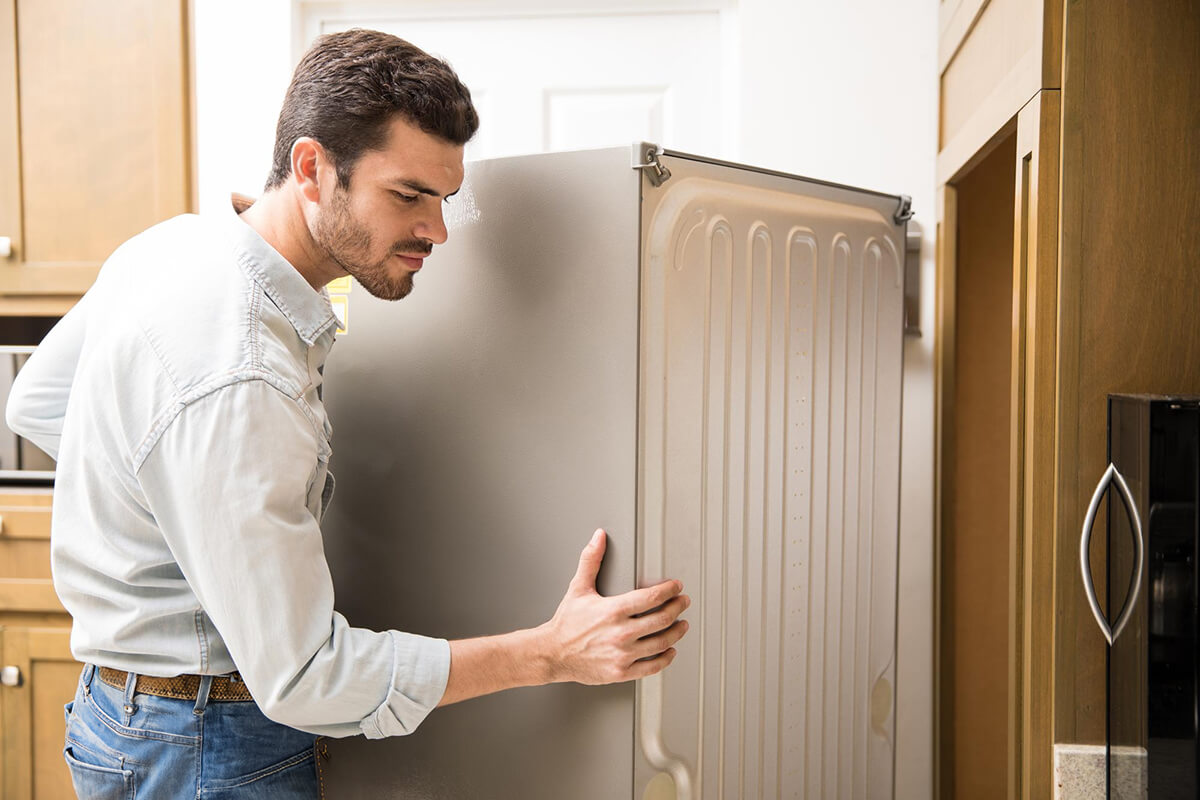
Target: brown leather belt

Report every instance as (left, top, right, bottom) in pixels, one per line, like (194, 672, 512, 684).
(97, 667, 254, 702)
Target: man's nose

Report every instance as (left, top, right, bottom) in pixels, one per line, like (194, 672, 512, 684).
(416, 205, 448, 245)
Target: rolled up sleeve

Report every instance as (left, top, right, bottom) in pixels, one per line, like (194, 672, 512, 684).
(137, 377, 449, 738)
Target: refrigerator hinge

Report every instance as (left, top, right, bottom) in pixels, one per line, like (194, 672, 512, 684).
(632, 142, 672, 187)
(893, 194, 914, 224)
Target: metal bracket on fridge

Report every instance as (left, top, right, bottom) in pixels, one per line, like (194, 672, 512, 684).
(632, 142, 672, 187)
(893, 194, 914, 224)
(904, 220, 923, 337)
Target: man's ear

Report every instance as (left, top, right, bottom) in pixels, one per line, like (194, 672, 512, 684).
(290, 137, 325, 203)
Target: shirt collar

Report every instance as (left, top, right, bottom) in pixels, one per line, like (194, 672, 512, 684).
(225, 194, 339, 347)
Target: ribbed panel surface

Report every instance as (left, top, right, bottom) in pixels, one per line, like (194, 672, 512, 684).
(636, 173, 904, 800)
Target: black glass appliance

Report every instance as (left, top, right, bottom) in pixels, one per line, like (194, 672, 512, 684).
(1094, 396, 1199, 799)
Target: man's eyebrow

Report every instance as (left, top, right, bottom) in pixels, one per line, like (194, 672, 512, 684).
(393, 179, 460, 199)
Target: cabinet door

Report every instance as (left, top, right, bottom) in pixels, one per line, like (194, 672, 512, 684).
(0, 626, 78, 800)
(1054, 0, 1200, 752)
(0, 0, 191, 297)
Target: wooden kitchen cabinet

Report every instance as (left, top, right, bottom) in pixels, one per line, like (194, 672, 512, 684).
(936, 0, 1061, 188)
(0, 489, 79, 800)
(0, 627, 76, 800)
(0, 1, 186, 793)
(937, 0, 1200, 797)
(0, 0, 191, 307)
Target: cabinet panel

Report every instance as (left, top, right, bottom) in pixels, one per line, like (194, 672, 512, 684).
(0, 490, 51, 540)
(937, 0, 1061, 185)
(1055, 0, 1200, 747)
(0, 490, 61, 614)
(0, 0, 191, 296)
(0, 626, 77, 800)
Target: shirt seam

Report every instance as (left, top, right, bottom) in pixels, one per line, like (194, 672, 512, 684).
(132, 371, 326, 473)
(247, 280, 263, 368)
(194, 608, 210, 673)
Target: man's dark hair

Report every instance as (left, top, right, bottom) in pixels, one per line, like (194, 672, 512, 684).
(265, 29, 479, 190)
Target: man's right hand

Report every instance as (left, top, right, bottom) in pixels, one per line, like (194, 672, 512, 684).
(536, 529, 690, 685)
(438, 529, 689, 707)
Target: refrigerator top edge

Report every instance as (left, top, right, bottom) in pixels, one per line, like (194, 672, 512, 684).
(659, 145, 910, 208)
(464, 142, 912, 226)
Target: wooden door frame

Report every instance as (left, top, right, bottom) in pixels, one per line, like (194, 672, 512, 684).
(934, 89, 1060, 799)
(1009, 89, 1059, 800)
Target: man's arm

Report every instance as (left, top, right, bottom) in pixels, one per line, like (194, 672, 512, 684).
(439, 529, 690, 707)
(139, 379, 450, 738)
(142, 381, 687, 732)
(5, 294, 90, 459)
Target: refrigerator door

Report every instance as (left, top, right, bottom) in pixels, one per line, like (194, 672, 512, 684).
(320, 147, 642, 799)
(634, 151, 906, 799)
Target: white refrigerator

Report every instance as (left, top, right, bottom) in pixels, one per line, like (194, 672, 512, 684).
(319, 144, 909, 799)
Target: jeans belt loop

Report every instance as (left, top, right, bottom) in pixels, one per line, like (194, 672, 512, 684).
(81, 663, 96, 693)
(122, 671, 138, 718)
(194, 675, 214, 715)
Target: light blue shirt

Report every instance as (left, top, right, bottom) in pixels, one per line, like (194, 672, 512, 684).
(6, 198, 450, 739)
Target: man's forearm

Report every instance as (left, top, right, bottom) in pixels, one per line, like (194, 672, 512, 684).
(436, 530, 688, 709)
(439, 627, 555, 707)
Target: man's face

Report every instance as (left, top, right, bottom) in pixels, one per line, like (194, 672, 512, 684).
(312, 116, 465, 301)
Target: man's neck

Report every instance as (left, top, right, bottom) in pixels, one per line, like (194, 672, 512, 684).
(236, 190, 344, 292)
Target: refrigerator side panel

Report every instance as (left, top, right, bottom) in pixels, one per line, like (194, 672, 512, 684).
(634, 156, 905, 799)
(319, 147, 641, 799)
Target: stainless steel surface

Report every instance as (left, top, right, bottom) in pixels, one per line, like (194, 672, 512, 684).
(634, 153, 905, 799)
(321, 146, 906, 799)
(321, 147, 642, 800)
(0, 665, 20, 687)
(1080, 463, 1146, 645)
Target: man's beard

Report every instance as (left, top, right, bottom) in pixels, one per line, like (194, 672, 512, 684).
(312, 186, 431, 301)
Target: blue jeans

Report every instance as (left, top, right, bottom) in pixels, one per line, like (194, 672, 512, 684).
(63, 664, 320, 799)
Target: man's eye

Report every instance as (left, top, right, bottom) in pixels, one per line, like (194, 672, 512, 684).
(392, 191, 418, 203)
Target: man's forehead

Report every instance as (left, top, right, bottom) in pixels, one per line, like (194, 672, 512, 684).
(364, 117, 465, 192)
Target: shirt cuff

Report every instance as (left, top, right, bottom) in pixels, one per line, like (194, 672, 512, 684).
(359, 632, 451, 739)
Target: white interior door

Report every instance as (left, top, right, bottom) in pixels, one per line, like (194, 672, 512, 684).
(307, 8, 730, 160)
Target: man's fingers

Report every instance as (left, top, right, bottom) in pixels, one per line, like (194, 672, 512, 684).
(625, 647, 678, 681)
(618, 578, 683, 616)
(632, 619, 689, 660)
(567, 529, 607, 595)
(630, 594, 689, 638)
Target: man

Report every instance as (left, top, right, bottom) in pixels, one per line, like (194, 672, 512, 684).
(7, 29, 688, 798)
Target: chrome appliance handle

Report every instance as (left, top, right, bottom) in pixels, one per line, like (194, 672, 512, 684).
(1079, 463, 1145, 645)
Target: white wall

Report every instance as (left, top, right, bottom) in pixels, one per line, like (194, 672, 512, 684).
(194, 3, 937, 796)
(193, 0, 297, 213)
